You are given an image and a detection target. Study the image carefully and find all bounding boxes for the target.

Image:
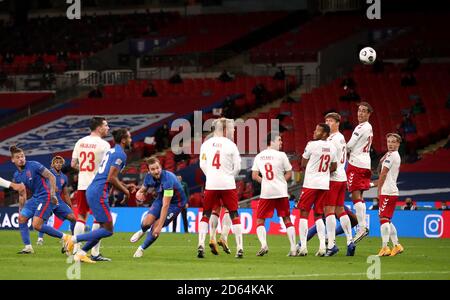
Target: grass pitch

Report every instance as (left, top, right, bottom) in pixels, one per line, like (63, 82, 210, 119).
(0, 231, 449, 280)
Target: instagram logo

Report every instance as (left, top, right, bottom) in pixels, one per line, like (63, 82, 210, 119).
(424, 215, 444, 238)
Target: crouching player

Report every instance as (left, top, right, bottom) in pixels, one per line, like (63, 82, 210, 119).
(130, 157, 188, 258)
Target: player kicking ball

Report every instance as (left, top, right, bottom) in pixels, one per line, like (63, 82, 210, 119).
(252, 132, 296, 257)
(64, 129, 132, 263)
(374, 133, 404, 257)
(71, 116, 111, 261)
(130, 157, 188, 258)
(297, 124, 337, 257)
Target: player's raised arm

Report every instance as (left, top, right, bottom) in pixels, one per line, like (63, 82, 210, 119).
(41, 168, 58, 205)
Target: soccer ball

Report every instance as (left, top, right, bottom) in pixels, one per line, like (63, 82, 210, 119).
(359, 47, 376, 65)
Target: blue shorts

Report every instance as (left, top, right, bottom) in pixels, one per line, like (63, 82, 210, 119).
(52, 198, 73, 220)
(86, 184, 112, 223)
(148, 200, 183, 227)
(20, 196, 54, 221)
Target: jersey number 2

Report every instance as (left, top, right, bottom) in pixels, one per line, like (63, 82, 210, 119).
(80, 151, 95, 172)
(212, 151, 221, 169)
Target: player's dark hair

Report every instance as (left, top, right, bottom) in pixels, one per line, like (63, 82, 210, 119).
(9, 145, 24, 157)
(325, 112, 341, 123)
(89, 116, 106, 131)
(266, 132, 280, 146)
(112, 128, 129, 144)
(358, 101, 373, 113)
(318, 123, 331, 136)
(146, 156, 161, 166)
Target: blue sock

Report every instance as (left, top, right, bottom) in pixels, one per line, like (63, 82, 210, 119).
(336, 224, 345, 236)
(141, 231, 159, 250)
(38, 220, 48, 239)
(82, 240, 99, 253)
(69, 221, 76, 235)
(76, 228, 113, 242)
(307, 224, 317, 241)
(40, 225, 64, 239)
(19, 223, 31, 245)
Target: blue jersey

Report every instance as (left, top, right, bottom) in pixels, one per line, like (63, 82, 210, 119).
(14, 161, 50, 199)
(51, 168, 68, 202)
(143, 170, 187, 207)
(89, 144, 127, 194)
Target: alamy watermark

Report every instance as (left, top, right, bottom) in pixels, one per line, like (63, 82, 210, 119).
(366, 255, 381, 279)
(170, 111, 280, 155)
(66, 0, 81, 20)
(66, 255, 81, 280)
(366, 0, 381, 20)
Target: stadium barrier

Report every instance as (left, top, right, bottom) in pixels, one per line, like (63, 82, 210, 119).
(1, 206, 448, 239)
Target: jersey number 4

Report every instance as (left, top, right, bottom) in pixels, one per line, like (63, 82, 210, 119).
(80, 151, 95, 172)
(212, 151, 221, 169)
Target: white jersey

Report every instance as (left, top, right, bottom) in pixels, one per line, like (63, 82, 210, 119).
(72, 135, 111, 190)
(200, 136, 241, 190)
(347, 121, 373, 169)
(302, 140, 337, 190)
(380, 151, 401, 196)
(327, 132, 347, 182)
(0, 177, 11, 189)
(252, 148, 292, 199)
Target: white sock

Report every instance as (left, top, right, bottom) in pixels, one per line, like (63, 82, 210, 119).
(299, 218, 308, 250)
(325, 215, 336, 249)
(339, 214, 353, 245)
(209, 214, 219, 242)
(256, 225, 267, 248)
(198, 221, 209, 247)
(354, 202, 367, 229)
(390, 223, 399, 246)
(316, 219, 326, 250)
(286, 226, 296, 251)
(73, 221, 85, 253)
(220, 213, 232, 242)
(380, 222, 391, 247)
(90, 223, 101, 257)
(231, 224, 243, 251)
